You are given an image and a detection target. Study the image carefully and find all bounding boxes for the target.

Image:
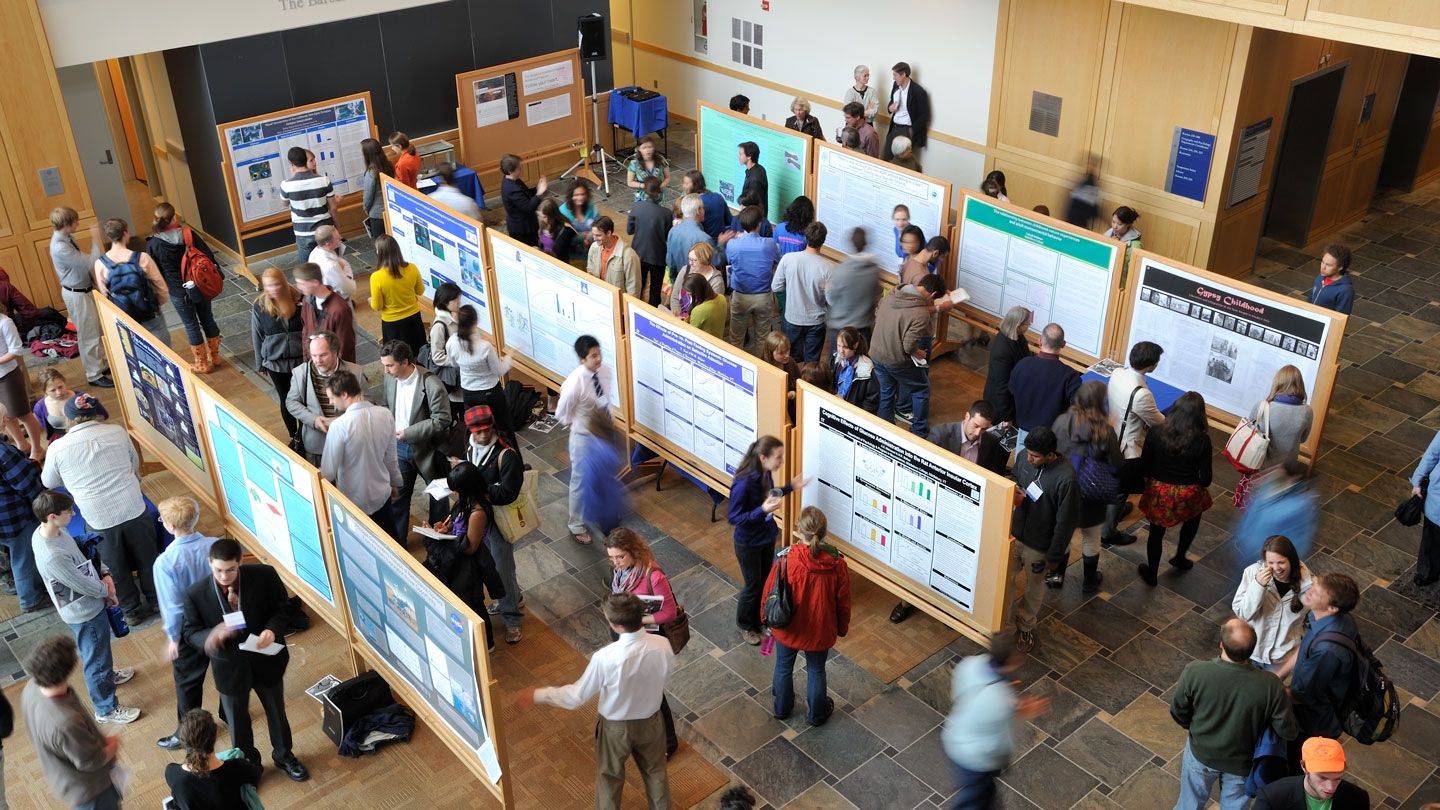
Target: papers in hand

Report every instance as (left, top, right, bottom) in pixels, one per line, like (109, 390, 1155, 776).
(239, 634, 284, 656)
(424, 479, 452, 501)
(414, 525, 459, 540)
(637, 594, 664, 615)
(949, 287, 970, 305)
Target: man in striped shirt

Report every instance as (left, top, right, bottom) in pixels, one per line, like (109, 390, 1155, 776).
(279, 147, 337, 264)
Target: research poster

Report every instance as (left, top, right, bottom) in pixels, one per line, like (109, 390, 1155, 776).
(384, 182, 486, 315)
(327, 492, 502, 783)
(814, 145, 947, 267)
(629, 306, 758, 478)
(114, 319, 204, 470)
(1126, 256, 1331, 418)
(801, 397, 986, 613)
(489, 233, 623, 409)
(223, 98, 371, 224)
(954, 194, 1119, 359)
(698, 104, 809, 220)
(197, 388, 333, 607)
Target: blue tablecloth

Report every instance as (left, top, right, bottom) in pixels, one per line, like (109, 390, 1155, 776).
(609, 88, 669, 139)
(1081, 371, 1184, 413)
(64, 490, 174, 552)
(420, 166, 486, 209)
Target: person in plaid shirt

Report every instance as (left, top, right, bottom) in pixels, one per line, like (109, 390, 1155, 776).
(0, 427, 47, 611)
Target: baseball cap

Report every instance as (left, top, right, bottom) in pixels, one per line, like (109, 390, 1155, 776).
(65, 393, 101, 421)
(465, 405, 495, 433)
(1302, 737, 1345, 773)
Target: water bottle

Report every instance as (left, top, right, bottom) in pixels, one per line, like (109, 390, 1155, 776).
(759, 631, 775, 656)
(106, 605, 130, 639)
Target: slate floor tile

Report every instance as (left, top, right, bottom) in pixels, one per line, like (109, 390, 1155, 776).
(788, 711, 887, 780)
(1001, 745, 1099, 810)
(1363, 586, 1433, 638)
(667, 565, 738, 618)
(893, 727, 958, 795)
(907, 657, 957, 716)
(1108, 693, 1188, 759)
(729, 737, 830, 808)
(1392, 703, 1440, 766)
(1065, 598, 1149, 651)
(1398, 772, 1440, 810)
(833, 752, 935, 810)
(690, 596, 744, 651)
(996, 781, 1043, 810)
(1108, 633, 1195, 690)
(1330, 536, 1419, 583)
(1155, 562, 1236, 610)
(1375, 639, 1440, 701)
(670, 652, 752, 717)
(690, 694, 784, 761)
(783, 782, 862, 810)
(1106, 580, 1199, 630)
(1059, 655, 1150, 716)
(1054, 717, 1156, 788)
(1109, 763, 1180, 810)
(1343, 728, 1436, 803)
(851, 687, 945, 750)
(822, 652, 889, 709)
(1030, 616, 1103, 675)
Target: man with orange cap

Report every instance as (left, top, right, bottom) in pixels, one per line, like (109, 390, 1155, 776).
(1253, 738, 1370, 810)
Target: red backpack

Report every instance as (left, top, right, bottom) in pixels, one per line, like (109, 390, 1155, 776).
(181, 228, 224, 300)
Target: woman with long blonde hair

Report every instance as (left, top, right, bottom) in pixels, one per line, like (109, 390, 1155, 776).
(1233, 365, 1313, 508)
(250, 266, 304, 436)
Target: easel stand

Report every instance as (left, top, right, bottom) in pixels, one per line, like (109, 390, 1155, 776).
(562, 61, 614, 195)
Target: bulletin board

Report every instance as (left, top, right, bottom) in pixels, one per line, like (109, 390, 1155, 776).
(1117, 250, 1344, 461)
(380, 175, 491, 333)
(696, 101, 813, 220)
(622, 296, 789, 495)
(94, 294, 218, 514)
(455, 49, 588, 178)
(792, 382, 1015, 637)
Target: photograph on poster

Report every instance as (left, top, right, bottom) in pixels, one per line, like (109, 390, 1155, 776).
(384, 183, 488, 316)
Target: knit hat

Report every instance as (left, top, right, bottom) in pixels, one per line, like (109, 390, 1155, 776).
(65, 393, 101, 421)
(465, 405, 495, 433)
(1301, 737, 1345, 773)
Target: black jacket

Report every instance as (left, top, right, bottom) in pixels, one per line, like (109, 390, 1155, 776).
(543, 222, 582, 264)
(626, 198, 673, 266)
(501, 177, 542, 239)
(888, 79, 932, 148)
(983, 331, 1031, 424)
(182, 564, 291, 695)
(1254, 776, 1369, 810)
(250, 299, 304, 375)
(929, 422, 1008, 477)
(1010, 454, 1080, 566)
(1141, 432, 1213, 487)
(146, 228, 217, 298)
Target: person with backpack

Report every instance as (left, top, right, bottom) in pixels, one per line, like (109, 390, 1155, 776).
(1288, 573, 1361, 773)
(94, 217, 170, 348)
(146, 203, 223, 373)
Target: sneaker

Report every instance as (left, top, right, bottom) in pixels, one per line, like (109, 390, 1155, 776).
(1101, 532, 1136, 547)
(112, 667, 135, 685)
(505, 626, 523, 645)
(0, 579, 15, 595)
(96, 705, 141, 725)
(487, 601, 500, 615)
(741, 629, 763, 646)
(896, 409, 914, 423)
(1015, 630, 1035, 653)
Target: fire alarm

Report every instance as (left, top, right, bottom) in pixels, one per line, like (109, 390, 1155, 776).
(762, 0, 769, 9)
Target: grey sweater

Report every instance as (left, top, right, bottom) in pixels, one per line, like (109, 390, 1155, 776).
(21, 681, 114, 806)
(824, 253, 882, 331)
(1249, 400, 1312, 466)
(32, 527, 107, 624)
(361, 169, 384, 219)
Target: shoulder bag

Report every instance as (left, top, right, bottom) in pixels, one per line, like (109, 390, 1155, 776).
(761, 549, 795, 628)
(1224, 400, 1272, 473)
(492, 460, 542, 542)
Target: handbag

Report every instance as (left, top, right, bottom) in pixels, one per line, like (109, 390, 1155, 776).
(1395, 477, 1428, 526)
(761, 551, 795, 628)
(417, 340, 461, 391)
(1224, 400, 1272, 473)
(492, 466, 542, 542)
(1074, 444, 1124, 505)
(660, 606, 690, 654)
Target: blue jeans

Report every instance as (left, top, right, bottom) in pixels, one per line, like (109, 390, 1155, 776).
(772, 640, 831, 723)
(948, 758, 1000, 810)
(781, 319, 827, 364)
(485, 526, 523, 628)
(874, 361, 931, 437)
(296, 235, 317, 266)
(0, 519, 47, 609)
(396, 440, 449, 541)
(171, 292, 220, 346)
(68, 610, 116, 716)
(1176, 740, 1249, 810)
(76, 785, 122, 810)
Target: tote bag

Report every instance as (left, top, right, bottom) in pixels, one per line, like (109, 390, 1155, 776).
(493, 468, 542, 542)
(1224, 401, 1271, 473)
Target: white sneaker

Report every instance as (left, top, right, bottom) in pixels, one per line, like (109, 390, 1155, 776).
(112, 667, 135, 685)
(96, 705, 141, 725)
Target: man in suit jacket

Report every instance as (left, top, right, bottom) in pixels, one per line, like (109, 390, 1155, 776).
(881, 61, 931, 161)
(381, 339, 454, 542)
(285, 331, 367, 464)
(627, 177, 672, 307)
(181, 537, 309, 781)
(1254, 737, 1369, 810)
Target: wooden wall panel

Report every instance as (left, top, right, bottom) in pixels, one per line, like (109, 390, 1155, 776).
(1310, 0, 1440, 35)
(995, 0, 1110, 164)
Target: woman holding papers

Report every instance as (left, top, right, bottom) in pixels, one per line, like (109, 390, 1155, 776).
(424, 462, 505, 650)
(605, 527, 679, 757)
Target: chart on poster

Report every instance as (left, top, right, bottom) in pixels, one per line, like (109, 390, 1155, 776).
(800, 397, 986, 612)
(954, 194, 1119, 359)
(223, 97, 371, 224)
(327, 491, 501, 782)
(383, 180, 486, 314)
(628, 307, 758, 477)
(813, 143, 949, 269)
(115, 319, 205, 469)
(1124, 256, 1332, 418)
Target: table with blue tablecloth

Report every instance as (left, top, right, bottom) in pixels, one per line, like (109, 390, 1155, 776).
(609, 88, 669, 158)
(419, 165, 486, 209)
(1080, 369, 1184, 413)
(64, 490, 174, 552)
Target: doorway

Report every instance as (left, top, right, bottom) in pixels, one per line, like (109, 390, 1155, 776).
(1263, 62, 1348, 246)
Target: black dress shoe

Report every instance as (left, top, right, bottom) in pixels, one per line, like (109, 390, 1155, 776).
(156, 734, 182, 750)
(1102, 533, 1137, 547)
(1415, 572, 1439, 587)
(276, 755, 309, 782)
(889, 602, 914, 623)
(89, 376, 115, 389)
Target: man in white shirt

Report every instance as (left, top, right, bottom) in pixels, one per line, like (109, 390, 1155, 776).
(518, 593, 675, 810)
(320, 369, 403, 541)
(554, 335, 618, 544)
(306, 225, 355, 301)
(381, 340, 453, 542)
(1103, 341, 1165, 545)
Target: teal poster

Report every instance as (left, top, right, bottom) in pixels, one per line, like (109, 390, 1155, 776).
(698, 105, 809, 219)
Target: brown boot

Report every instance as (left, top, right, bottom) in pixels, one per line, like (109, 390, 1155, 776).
(205, 336, 224, 369)
(189, 344, 210, 374)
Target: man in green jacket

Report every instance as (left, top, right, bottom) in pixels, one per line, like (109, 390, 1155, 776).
(1170, 618, 1298, 810)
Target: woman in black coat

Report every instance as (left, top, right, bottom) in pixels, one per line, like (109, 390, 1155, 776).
(832, 326, 880, 415)
(984, 305, 1033, 424)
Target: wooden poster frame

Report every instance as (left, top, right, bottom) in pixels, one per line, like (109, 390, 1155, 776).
(791, 381, 1016, 639)
(94, 294, 220, 514)
(455, 49, 592, 186)
(944, 190, 1125, 368)
(377, 174, 484, 334)
(620, 295, 789, 496)
(810, 138, 953, 287)
(695, 100, 815, 217)
(320, 482, 513, 807)
(1114, 249, 1345, 462)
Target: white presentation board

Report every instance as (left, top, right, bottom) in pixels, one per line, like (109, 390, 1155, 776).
(223, 98, 371, 224)
(954, 193, 1120, 359)
(196, 387, 334, 608)
(628, 306, 758, 478)
(383, 180, 486, 315)
(1125, 256, 1332, 418)
(813, 143, 949, 269)
(489, 232, 623, 409)
(800, 395, 987, 613)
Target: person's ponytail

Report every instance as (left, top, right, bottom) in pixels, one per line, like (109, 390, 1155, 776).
(796, 506, 828, 558)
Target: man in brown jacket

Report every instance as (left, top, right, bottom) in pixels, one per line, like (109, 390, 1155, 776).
(871, 273, 950, 438)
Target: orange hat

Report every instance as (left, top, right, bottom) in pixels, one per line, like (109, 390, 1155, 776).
(1301, 737, 1345, 773)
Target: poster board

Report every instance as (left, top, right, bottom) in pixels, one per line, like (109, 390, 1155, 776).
(622, 296, 788, 494)
(1119, 251, 1344, 460)
(793, 382, 1014, 635)
(94, 295, 218, 512)
(323, 483, 508, 795)
(696, 101, 812, 221)
(381, 176, 490, 330)
(951, 191, 1123, 364)
(486, 229, 627, 414)
(811, 140, 951, 284)
(192, 380, 343, 631)
(455, 49, 587, 175)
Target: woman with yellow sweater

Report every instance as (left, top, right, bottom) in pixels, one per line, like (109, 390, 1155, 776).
(369, 234, 427, 350)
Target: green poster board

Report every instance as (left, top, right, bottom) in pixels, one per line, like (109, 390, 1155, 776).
(697, 102, 811, 219)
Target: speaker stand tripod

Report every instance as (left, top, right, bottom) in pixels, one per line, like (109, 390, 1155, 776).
(561, 61, 616, 195)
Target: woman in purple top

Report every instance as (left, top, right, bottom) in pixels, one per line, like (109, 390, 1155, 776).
(34, 369, 108, 441)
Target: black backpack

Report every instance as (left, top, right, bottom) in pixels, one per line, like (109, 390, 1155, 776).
(101, 251, 160, 322)
(1315, 630, 1400, 744)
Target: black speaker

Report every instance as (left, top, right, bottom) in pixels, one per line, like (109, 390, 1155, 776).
(578, 14, 607, 63)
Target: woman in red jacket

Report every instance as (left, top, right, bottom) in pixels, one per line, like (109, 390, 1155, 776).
(763, 506, 851, 726)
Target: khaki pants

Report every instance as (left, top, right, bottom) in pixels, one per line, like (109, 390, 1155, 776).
(727, 292, 774, 350)
(1010, 543, 1049, 632)
(61, 287, 108, 381)
(595, 712, 669, 810)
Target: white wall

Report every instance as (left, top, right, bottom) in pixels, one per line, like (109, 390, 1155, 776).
(628, 0, 996, 195)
